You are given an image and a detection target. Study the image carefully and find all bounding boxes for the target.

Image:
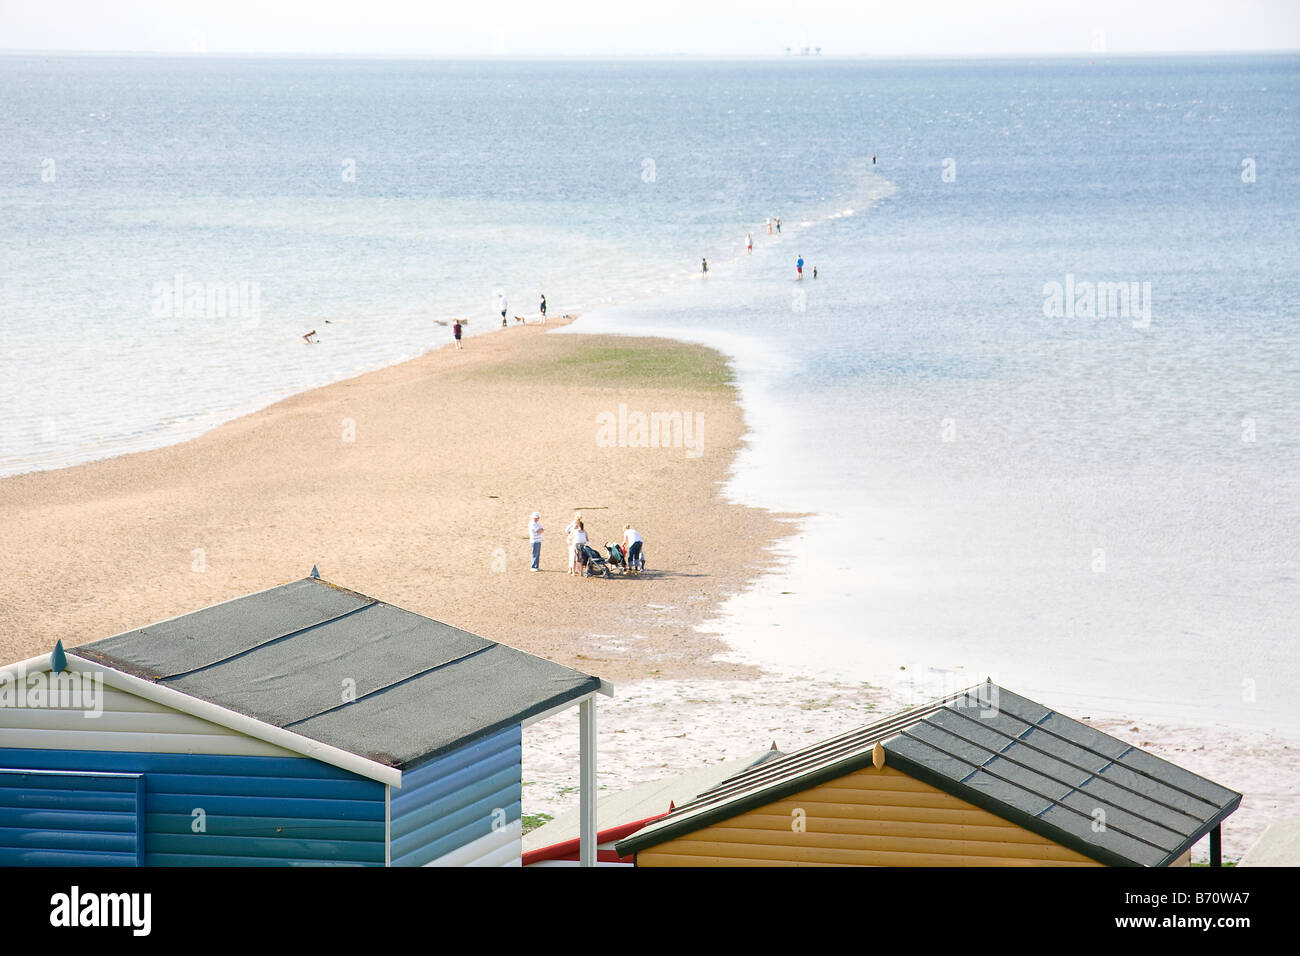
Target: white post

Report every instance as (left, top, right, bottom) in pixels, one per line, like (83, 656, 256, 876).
(579, 696, 597, 867)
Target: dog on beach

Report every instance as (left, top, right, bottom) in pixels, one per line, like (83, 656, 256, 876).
(514, 315, 526, 324)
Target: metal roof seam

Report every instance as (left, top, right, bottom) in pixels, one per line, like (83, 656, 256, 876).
(158, 600, 379, 681)
(936, 702, 1228, 816)
(631, 699, 966, 831)
(669, 751, 879, 820)
(681, 699, 954, 807)
(892, 729, 1187, 853)
(958, 708, 1052, 784)
(281, 643, 499, 729)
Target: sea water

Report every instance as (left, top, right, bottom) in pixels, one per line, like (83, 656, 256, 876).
(2, 54, 1297, 732)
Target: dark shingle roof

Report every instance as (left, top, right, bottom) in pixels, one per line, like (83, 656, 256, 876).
(616, 682, 1241, 866)
(74, 578, 604, 770)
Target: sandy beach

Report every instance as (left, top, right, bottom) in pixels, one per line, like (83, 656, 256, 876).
(2, 317, 1294, 863)
(0, 318, 791, 682)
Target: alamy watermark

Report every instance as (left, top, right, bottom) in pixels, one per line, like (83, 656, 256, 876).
(50, 886, 150, 936)
(596, 403, 703, 458)
(1043, 273, 1151, 328)
(0, 664, 104, 717)
(151, 273, 261, 328)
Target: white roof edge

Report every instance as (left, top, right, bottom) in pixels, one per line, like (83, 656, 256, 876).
(0, 653, 54, 680)
(62, 653, 403, 787)
(521, 689, 604, 728)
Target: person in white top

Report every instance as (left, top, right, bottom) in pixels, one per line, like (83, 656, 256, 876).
(528, 512, 543, 571)
(564, 512, 582, 575)
(498, 293, 508, 328)
(746, 233, 753, 254)
(569, 519, 589, 576)
(622, 524, 643, 573)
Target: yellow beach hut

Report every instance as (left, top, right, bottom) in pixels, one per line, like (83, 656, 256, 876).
(616, 682, 1241, 868)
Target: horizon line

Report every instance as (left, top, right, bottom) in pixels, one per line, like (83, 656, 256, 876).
(3, 48, 1298, 60)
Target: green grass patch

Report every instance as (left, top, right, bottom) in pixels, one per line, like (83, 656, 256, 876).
(521, 813, 554, 835)
(468, 339, 734, 392)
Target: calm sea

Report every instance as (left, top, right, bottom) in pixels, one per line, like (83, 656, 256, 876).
(2, 54, 1297, 732)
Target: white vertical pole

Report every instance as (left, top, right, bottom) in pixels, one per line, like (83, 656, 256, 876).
(579, 697, 597, 867)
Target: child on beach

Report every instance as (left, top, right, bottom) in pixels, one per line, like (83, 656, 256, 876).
(452, 320, 462, 349)
(746, 233, 753, 254)
(796, 256, 804, 279)
(540, 294, 547, 322)
(701, 258, 708, 275)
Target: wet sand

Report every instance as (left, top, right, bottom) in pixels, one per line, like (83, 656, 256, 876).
(0, 317, 792, 682)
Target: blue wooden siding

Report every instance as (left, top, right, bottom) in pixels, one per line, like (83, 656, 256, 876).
(0, 768, 144, 866)
(0, 748, 385, 866)
(390, 726, 522, 866)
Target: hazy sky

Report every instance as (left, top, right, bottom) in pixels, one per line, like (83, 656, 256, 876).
(2, 0, 1298, 56)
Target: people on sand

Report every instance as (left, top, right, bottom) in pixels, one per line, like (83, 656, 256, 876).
(498, 293, 508, 327)
(622, 524, 644, 573)
(528, 512, 543, 571)
(701, 257, 708, 275)
(796, 255, 804, 279)
(569, 519, 589, 576)
(539, 294, 547, 323)
(452, 319, 463, 349)
(746, 233, 753, 254)
(565, 512, 583, 575)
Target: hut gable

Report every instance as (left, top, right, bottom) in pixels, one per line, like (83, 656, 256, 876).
(1, 577, 609, 867)
(73, 577, 604, 773)
(0, 660, 296, 758)
(617, 683, 1241, 867)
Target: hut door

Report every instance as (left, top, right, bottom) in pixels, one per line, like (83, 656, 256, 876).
(0, 768, 145, 866)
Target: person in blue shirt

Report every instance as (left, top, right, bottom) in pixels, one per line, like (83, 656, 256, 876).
(796, 256, 804, 279)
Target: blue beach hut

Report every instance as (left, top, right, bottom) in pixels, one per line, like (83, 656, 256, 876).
(0, 576, 611, 866)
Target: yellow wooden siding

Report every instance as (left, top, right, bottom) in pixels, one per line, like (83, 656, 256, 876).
(637, 765, 1104, 867)
(0, 668, 299, 758)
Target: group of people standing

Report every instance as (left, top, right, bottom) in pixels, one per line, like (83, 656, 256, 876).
(704, 217, 817, 282)
(493, 293, 548, 327)
(449, 294, 548, 349)
(527, 511, 642, 576)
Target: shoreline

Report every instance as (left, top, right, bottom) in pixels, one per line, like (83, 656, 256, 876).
(2, 315, 1294, 864)
(0, 316, 796, 684)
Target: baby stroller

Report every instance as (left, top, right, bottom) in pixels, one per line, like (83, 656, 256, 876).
(608, 541, 645, 574)
(606, 543, 628, 574)
(580, 544, 612, 578)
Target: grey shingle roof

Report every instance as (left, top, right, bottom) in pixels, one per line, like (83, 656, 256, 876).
(75, 577, 604, 770)
(616, 682, 1241, 866)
